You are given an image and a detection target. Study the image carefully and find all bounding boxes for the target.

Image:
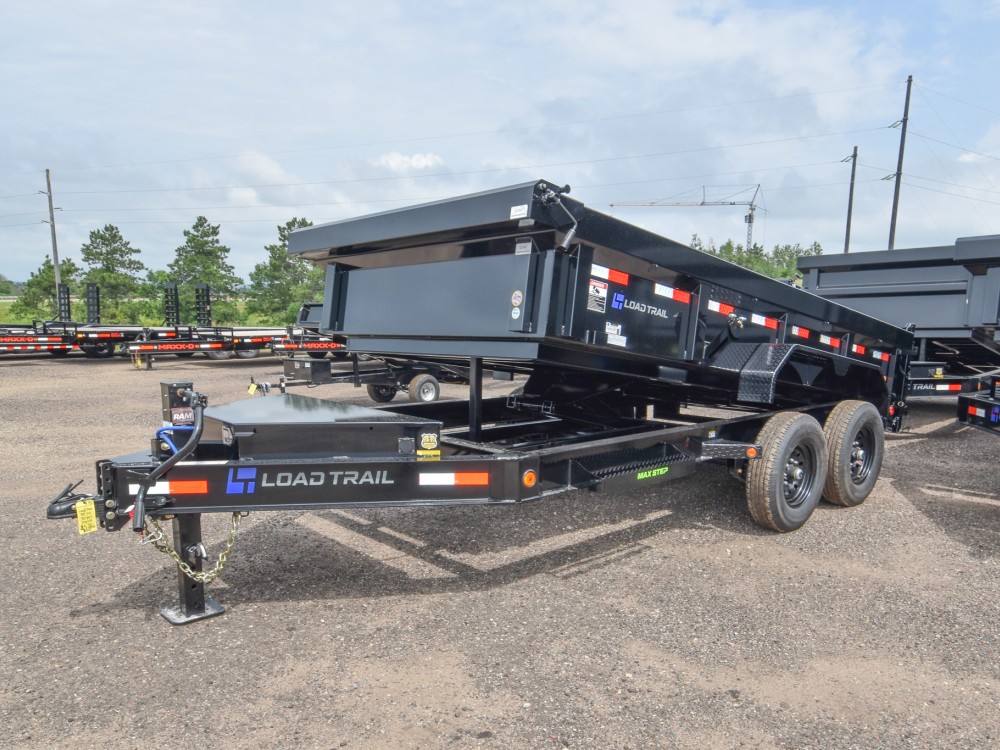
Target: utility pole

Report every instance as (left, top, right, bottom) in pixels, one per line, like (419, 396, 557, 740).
(43, 168, 62, 287)
(843, 146, 858, 254)
(888, 75, 913, 250)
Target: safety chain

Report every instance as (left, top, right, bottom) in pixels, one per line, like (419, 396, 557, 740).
(141, 512, 242, 583)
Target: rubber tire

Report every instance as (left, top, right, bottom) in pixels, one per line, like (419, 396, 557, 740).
(235, 349, 260, 359)
(366, 384, 397, 403)
(822, 400, 884, 507)
(307, 351, 329, 360)
(205, 350, 234, 361)
(746, 412, 828, 532)
(408, 374, 440, 403)
(81, 342, 116, 358)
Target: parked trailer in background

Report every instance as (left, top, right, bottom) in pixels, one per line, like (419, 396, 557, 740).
(799, 235, 1000, 395)
(47, 180, 912, 623)
(958, 375, 1000, 434)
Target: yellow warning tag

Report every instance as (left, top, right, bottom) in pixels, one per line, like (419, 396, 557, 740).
(75, 499, 98, 535)
(247, 382, 258, 395)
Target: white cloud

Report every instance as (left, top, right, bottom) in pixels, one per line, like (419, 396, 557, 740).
(375, 152, 444, 173)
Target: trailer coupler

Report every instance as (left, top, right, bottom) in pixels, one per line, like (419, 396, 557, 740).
(46, 481, 93, 520)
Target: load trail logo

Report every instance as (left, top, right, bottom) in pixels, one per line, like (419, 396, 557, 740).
(226, 467, 394, 494)
(611, 293, 670, 319)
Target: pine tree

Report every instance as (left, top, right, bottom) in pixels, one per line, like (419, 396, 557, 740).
(167, 217, 244, 324)
(79, 224, 146, 323)
(245, 218, 323, 324)
(9, 255, 82, 321)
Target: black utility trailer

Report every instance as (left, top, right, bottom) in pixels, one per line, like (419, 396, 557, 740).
(799, 235, 1000, 395)
(278, 355, 476, 403)
(48, 180, 912, 623)
(958, 375, 1000, 435)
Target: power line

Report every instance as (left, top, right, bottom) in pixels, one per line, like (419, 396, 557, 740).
(17, 127, 883, 206)
(908, 130, 1000, 161)
(0, 81, 899, 178)
(914, 83, 1000, 117)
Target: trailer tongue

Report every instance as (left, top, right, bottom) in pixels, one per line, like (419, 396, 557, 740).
(47, 180, 913, 623)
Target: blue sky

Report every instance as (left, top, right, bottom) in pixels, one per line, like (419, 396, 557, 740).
(2, 0, 999, 284)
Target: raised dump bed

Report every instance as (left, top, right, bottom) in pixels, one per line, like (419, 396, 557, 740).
(799, 235, 1000, 394)
(290, 180, 911, 417)
(48, 180, 914, 623)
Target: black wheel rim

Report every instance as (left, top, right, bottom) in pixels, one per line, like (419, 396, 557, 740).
(783, 444, 816, 507)
(849, 424, 876, 485)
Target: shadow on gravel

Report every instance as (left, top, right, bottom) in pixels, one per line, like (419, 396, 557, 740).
(70, 465, 769, 617)
(885, 401, 999, 560)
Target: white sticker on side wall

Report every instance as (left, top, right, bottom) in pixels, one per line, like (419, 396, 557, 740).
(510, 204, 529, 220)
(607, 333, 627, 347)
(605, 322, 621, 335)
(588, 279, 608, 313)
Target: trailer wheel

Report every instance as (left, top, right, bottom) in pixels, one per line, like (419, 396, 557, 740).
(746, 412, 828, 532)
(822, 400, 884, 507)
(81, 342, 116, 358)
(235, 349, 259, 359)
(408, 374, 440, 403)
(205, 350, 234, 361)
(366, 384, 397, 403)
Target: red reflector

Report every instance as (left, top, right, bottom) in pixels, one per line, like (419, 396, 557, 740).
(169, 480, 208, 494)
(674, 290, 691, 304)
(455, 472, 490, 487)
(969, 405, 979, 415)
(853, 345, 866, 355)
(608, 269, 630, 285)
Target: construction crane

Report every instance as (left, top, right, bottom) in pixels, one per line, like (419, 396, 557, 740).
(612, 185, 762, 250)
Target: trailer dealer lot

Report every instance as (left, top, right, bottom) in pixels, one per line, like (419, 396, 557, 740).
(1, 356, 997, 749)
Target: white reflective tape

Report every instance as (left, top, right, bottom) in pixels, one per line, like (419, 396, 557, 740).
(419, 473, 456, 486)
(127, 481, 171, 496)
(590, 263, 610, 280)
(707, 300, 721, 313)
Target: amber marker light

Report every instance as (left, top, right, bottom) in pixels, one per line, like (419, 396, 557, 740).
(522, 470, 538, 488)
(745, 447, 759, 458)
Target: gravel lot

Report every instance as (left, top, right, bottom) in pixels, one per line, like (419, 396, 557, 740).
(1, 352, 997, 749)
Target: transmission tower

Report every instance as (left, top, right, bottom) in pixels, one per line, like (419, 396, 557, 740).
(612, 185, 762, 250)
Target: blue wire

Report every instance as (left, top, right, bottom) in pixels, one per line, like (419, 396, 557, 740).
(156, 425, 195, 454)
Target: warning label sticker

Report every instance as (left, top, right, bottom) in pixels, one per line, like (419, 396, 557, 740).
(588, 279, 608, 312)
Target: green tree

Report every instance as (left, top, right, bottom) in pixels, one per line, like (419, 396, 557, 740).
(245, 218, 323, 324)
(9, 255, 83, 321)
(0, 273, 14, 296)
(690, 234, 823, 283)
(167, 217, 244, 324)
(79, 224, 147, 323)
(771, 241, 822, 282)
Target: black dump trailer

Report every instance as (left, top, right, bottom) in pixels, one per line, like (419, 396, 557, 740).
(799, 235, 1000, 395)
(48, 180, 912, 623)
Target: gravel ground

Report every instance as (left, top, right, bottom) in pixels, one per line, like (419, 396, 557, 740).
(1, 352, 997, 749)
